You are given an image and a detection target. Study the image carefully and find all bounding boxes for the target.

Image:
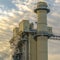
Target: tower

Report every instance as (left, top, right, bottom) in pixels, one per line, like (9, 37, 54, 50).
(10, 1, 54, 60)
(34, 2, 50, 60)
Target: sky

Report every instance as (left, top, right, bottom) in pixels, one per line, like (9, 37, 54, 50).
(0, 0, 60, 60)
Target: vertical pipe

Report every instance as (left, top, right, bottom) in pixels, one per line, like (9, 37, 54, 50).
(29, 34, 37, 60)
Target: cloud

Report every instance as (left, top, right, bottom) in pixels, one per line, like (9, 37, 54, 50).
(48, 54, 60, 60)
(0, 41, 11, 60)
(48, 40, 60, 54)
(0, 41, 10, 51)
(55, 0, 60, 3)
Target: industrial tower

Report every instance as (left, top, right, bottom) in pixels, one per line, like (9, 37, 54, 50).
(10, 1, 60, 60)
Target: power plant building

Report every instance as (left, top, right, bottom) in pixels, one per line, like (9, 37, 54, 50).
(10, 1, 53, 60)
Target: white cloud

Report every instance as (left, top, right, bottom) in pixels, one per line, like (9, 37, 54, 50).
(0, 41, 10, 52)
(55, 0, 60, 3)
(48, 54, 60, 60)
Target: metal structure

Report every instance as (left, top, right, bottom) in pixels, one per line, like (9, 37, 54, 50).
(10, 1, 60, 60)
